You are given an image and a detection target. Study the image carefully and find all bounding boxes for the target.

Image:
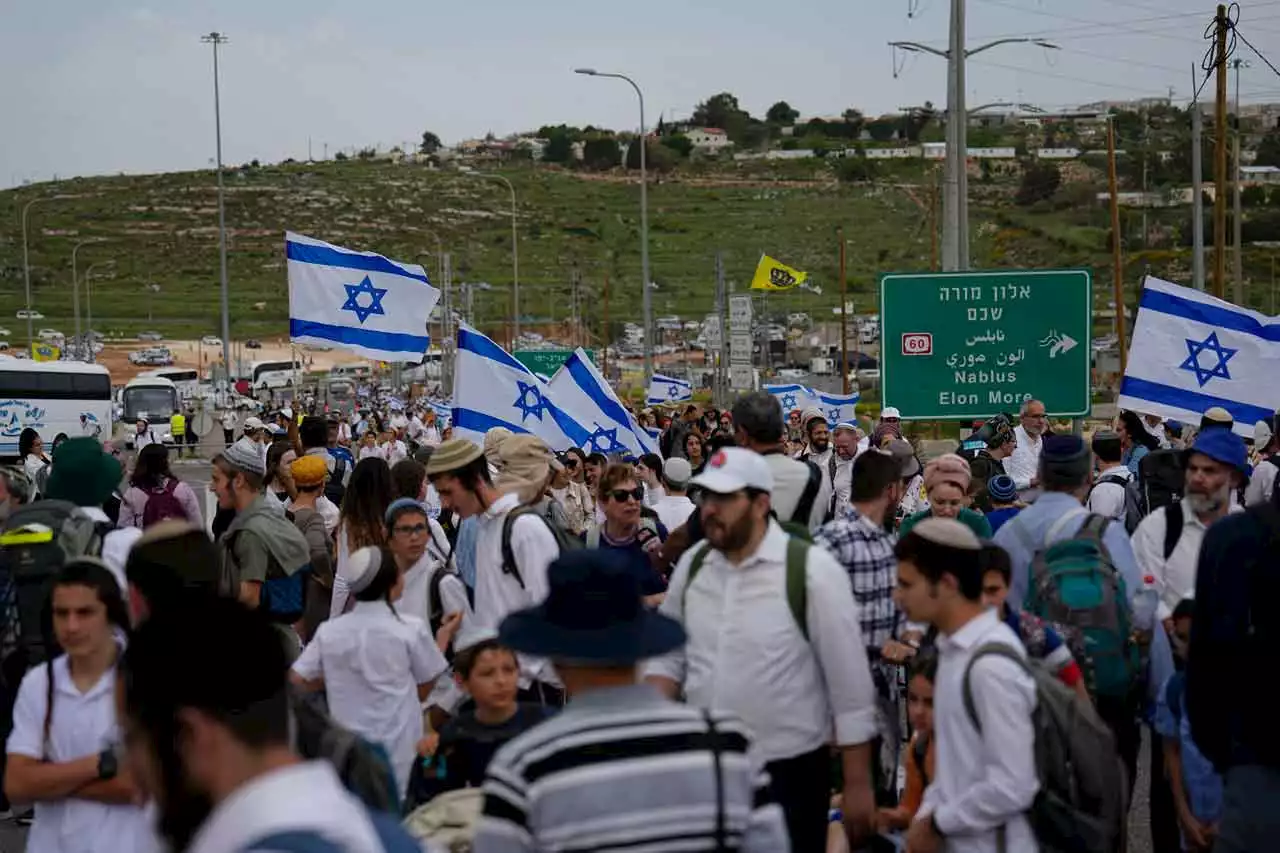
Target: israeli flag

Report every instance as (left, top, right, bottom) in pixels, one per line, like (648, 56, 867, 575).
(549, 349, 660, 456)
(816, 390, 861, 425)
(453, 325, 591, 451)
(763, 383, 821, 415)
(287, 231, 439, 362)
(646, 373, 693, 406)
(1119, 276, 1280, 438)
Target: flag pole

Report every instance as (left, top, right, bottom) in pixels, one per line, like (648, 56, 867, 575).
(839, 227, 849, 396)
(1108, 116, 1128, 375)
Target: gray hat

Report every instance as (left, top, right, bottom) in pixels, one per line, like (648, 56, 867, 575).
(886, 438, 921, 479)
(912, 517, 982, 550)
(662, 457, 693, 488)
(223, 437, 266, 476)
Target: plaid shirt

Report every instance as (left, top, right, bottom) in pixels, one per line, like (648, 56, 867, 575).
(814, 505, 899, 650)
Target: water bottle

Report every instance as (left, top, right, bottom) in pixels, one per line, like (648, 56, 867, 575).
(1132, 574, 1159, 637)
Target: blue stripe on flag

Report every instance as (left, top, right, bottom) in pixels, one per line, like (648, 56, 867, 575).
(451, 408, 532, 437)
(458, 328, 530, 374)
(1141, 287, 1280, 343)
(571, 357, 638, 430)
(290, 319, 429, 354)
(545, 401, 591, 448)
(286, 238, 430, 284)
(1119, 376, 1275, 425)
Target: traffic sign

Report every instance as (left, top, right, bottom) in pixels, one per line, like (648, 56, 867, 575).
(879, 269, 1091, 419)
(729, 295, 753, 328)
(729, 331, 753, 365)
(513, 349, 595, 378)
(729, 365, 756, 390)
(704, 315, 722, 350)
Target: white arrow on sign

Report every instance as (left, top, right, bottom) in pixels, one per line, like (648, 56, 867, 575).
(1039, 330, 1079, 359)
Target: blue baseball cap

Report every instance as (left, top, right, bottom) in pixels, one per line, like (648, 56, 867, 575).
(1186, 428, 1248, 475)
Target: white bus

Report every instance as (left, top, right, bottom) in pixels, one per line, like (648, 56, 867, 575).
(139, 368, 199, 399)
(0, 361, 112, 457)
(121, 376, 179, 448)
(251, 359, 303, 391)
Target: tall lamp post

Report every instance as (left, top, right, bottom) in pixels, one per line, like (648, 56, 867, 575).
(70, 238, 105, 348)
(575, 67, 653, 384)
(83, 260, 116, 363)
(889, 35, 1058, 269)
(470, 173, 519, 343)
(20, 195, 75, 347)
(201, 31, 233, 375)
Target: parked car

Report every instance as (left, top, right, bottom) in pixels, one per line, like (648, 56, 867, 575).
(201, 335, 223, 346)
(0, 328, 11, 337)
(15, 310, 44, 320)
(138, 331, 163, 341)
(245, 339, 262, 349)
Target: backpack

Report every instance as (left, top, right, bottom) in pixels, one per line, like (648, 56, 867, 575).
(242, 810, 420, 853)
(683, 536, 810, 640)
(1161, 502, 1186, 562)
(1020, 512, 1140, 700)
(401, 788, 484, 853)
(1138, 448, 1184, 516)
(141, 478, 187, 527)
(962, 643, 1128, 853)
(499, 506, 581, 589)
(0, 501, 112, 674)
(1090, 474, 1143, 535)
(791, 459, 823, 530)
(325, 455, 348, 508)
(291, 688, 403, 816)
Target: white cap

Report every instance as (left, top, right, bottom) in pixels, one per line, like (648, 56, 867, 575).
(243, 416, 265, 431)
(281, 407, 294, 420)
(881, 406, 901, 420)
(662, 457, 693, 486)
(1254, 419, 1274, 447)
(266, 424, 287, 436)
(454, 625, 499, 654)
(690, 447, 774, 495)
(345, 546, 383, 595)
(833, 421, 858, 434)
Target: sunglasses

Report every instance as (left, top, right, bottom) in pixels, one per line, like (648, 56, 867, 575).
(607, 487, 644, 503)
(392, 523, 428, 536)
(564, 459, 579, 468)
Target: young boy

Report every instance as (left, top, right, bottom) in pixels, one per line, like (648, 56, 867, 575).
(1156, 599, 1223, 852)
(983, 474, 1022, 534)
(407, 631, 550, 807)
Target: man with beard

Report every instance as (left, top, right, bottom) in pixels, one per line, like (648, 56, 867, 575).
(644, 447, 879, 853)
(115, 596, 419, 852)
(1005, 398, 1048, 498)
(1133, 428, 1248, 632)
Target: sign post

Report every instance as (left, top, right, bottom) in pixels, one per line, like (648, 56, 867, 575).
(879, 270, 1091, 419)
(728, 294, 754, 390)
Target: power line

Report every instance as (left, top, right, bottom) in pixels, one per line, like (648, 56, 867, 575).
(1233, 27, 1280, 81)
(966, 56, 1190, 96)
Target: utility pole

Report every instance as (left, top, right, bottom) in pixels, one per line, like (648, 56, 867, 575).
(714, 252, 726, 407)
(717, 253, 730, 407)
(1141, 108, 1149, 249)
(601, 274, 610, 379)
(1213, 4, 1229, 299)
(1108, 116, 1128, 373)
(839, 228, 850, 395)
(571, 263, 581, 348)
(1192, 68, 1206, 290)
(1231, 57, 1250, 305)
(201, 31, 233, 374)
(930, 169, 940, 271)
(442, 252, 453, 394)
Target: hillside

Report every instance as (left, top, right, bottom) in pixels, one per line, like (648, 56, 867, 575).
(0, 157, 1218, 346)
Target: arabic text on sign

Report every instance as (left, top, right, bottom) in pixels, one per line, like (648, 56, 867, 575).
(965, 329, 1006, 347)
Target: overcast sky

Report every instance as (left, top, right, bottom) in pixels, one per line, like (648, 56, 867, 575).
(5, 0, 1280, 187)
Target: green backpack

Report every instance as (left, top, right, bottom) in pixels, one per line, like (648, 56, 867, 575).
(682, 536, 810, 640)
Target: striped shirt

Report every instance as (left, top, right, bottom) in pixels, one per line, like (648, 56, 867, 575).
(474, 683, 790, 853)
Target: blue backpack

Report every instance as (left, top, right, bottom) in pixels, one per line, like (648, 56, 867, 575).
(1022, 512, 1140, 700)
(241, 810, 420, 853)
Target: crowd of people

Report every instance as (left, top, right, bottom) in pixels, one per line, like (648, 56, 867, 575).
(0, 388, 1274, 853)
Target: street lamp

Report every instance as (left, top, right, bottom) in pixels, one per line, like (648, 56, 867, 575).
(20, 195, 77, 347)
(468, 172, 519, 343)
(71, 238, 106, 347)
(575, 67, 653, 384)
(201, 31, 233, 374)
(83, 260, 116, 363)
(889, 35, 1058, 270)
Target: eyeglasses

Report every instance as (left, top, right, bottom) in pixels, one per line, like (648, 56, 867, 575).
(607, 487, 644, 503)
(392, 523, 428, 536)
(564, 459, 579, 468)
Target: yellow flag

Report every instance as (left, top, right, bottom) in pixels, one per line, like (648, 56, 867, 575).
(750, 255, 808, 291)
(31, 343, 60, 362)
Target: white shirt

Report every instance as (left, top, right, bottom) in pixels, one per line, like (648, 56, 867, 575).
(1006, 425, 1042, 492)
(473, 492, 559, 687)
(358, 444, 382, 462)
(1132, 502, 1243, 621)
(652, 493, 696, 533)
(421, 425, 442, 447)
(763, 451, 831, 533)
(919, 609, 1040, 852)
(642, 482, 666, 507)
(133, 430, 161, 451)
(832, 456, 854, 512)
(390, 413, 409, 431)
(385, 440, 409, 466)
(644, 521, 879, 762)
(6, 656, 158, 853)
(187, 761, 383, 853)
(292, 600, 448, 794)
(337, 422, 352, 443)
(397, 522, 471, 630)
(1246, 456, 1278, 507)
(78, 507, 140, 593)
(79, 420, 101, 439)
(1086, 464, 1132, 522)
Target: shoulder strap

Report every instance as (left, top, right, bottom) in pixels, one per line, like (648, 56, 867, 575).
(1098, 474, 1128, 487)
(1163, 502, 1184, 562)
(499, 509, 528, 589)
(680, 542, 714, 624)
(1044, 506, 1089, 545)
(785, 537, 810, 641)
(703, 709, 728, 853)
(791, 460, 822, 526)
(427, 564, 448, 633)
(242, 831, 345, 853)
(163, 478, 180, 496)
(962, 642, 1032, 733)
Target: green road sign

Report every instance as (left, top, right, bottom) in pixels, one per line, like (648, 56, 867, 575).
(879, 269, 1091, 419)
(514, 349, 595, 377)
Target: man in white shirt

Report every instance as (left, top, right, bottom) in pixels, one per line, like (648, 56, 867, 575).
(730, 391, 831, 533)
(1133, 428, 1249, 627)
(220, 409, 238, 446)
(117, 596, 419, 853)
(650, 457, 696, 532)
(830, 422, 859, 512)
(1087, 430, 1132, 523)
(425, 438, 562, 703)
(644, 447, 879, 853)
(893, 517, 1040, 853)
(1142, 412, 1172, 449)
(1005, 398, 1048, 498)
(1246, 416, 1278, 507)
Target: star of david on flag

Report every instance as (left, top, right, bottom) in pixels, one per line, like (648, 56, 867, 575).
(286, 232, 438, 362)
(646, 373, 693, 406)
(550, 349, 660, 456)
(513, 381, 547, 422)
(1118, 275, 1280, 439)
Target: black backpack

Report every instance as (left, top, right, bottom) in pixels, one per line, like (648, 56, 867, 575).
(290, 688, 402, 815)
(1090, 474, 1144, 534)
(499, 506, 581, 589)
(1138, 449, 1184, 516)
(791, 459, 823, 530)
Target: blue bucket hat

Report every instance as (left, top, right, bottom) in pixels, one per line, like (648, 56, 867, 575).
(987, 474, 1018, 504)
(1185, 428, 1248, 475)
(498, 549, 685, 664)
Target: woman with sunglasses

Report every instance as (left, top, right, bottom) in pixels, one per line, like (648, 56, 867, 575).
(584, 464, 668, 602)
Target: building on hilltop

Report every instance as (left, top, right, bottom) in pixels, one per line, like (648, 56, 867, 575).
(685, 128, 733, 153)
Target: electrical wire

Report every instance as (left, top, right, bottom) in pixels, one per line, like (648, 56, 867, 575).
(1233, 27, 1280, 81)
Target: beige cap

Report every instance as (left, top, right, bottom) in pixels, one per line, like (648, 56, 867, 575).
(424, 439, 484, 476)
(496, 435, 556, 504)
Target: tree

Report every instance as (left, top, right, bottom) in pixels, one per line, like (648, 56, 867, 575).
(835, 156, 879, 183)
(865, 118, 897, 142)
(1016, 161, 1061, 206)
(419, 131, 442, 155)
(766, 101, 800, 125)
(582, 137, 621, 171)
(1242, 184, 1269, 207)
(903, 102, 936, 143)
(661, 134, 693, 158)
(334, 151, 349, 161)
(842, 108, 865, 136)
(1256, 128, 1280, 168)
(692, 92, 753, 144)
(543, 132, 574, 164)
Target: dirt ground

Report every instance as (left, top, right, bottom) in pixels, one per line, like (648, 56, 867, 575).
(96, 337, 354, 382)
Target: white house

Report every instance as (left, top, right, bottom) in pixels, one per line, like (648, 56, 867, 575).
(685, 127, 733, 152)
(1241, 165, 1280, 186)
